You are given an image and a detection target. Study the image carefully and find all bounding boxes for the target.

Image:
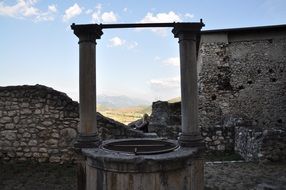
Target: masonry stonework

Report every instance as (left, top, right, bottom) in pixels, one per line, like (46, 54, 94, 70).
(148, 26, 286, 161)
(198, 27, 286, 161)
(0, 85, 143, 163)
(1, 25, 285, 163)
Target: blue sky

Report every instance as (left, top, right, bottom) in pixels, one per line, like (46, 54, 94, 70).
(0, 0, 286, 102)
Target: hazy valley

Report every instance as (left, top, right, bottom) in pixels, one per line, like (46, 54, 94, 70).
(97, 95, 152, 124)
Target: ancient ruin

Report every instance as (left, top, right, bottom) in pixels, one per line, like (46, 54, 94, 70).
(71, 21, 204, 190)
(0, 23, 285, 190)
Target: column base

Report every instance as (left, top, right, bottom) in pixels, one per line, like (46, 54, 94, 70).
(74, 133, 101, 148)
(178, 132, 205, 149)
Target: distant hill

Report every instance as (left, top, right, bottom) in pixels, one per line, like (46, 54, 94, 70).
(97, 105, 151, 125)
(96, 95, 180, 124)
(97, 94, 150, 108)
(96, 95, 151, 124)
(168, 97, 181, 103)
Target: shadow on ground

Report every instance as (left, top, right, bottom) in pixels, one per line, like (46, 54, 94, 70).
(1, 161, 286, 190)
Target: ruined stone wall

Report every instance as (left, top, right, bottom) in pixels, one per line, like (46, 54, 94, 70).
(0, 85, 143, 163)
(148, 101, 235, 152)
(198, 27, 286, 158)
(235, 126, 286, 162)
(149, 26, 286, 159)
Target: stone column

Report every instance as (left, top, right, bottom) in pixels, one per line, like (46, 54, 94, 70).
(71, 24, 103, 148)
(172, 22, 204, 147)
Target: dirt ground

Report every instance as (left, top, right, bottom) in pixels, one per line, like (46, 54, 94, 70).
(0, 161, 286, 190)
(0, 162, 76, 190)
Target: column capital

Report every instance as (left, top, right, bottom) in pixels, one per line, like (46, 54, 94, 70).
(71, 23, 103, 43)
(172, 22, 204, 40)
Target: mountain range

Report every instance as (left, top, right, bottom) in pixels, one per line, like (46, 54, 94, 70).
(97, 94, 150, 108)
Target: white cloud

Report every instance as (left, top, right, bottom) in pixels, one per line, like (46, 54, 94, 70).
(85, 9, 92, 14)
(140, 11, 181, 23)
(48, 4, 57, 13)
(149, 77, 180, 90)
(0, 0, 57, 22)
(108, 37, 138, 49)
(63, 3, 82, 21)
(101, 11, 117, 23)
(154, 56, 161, 61)
(123, 7, 128, 12)
(23, 5, 38, 16)
(185, 13, 194, 20)
(148, 76, 181, 101)
(92, 11, 100, 22)
(109, 37, 126, 47)
(162, 57, 180, 67)
(127, 41, 138, 49)
(148, 76, 180, 101)
(91, 4, 117, 23)
(92, 11, 117, 23)
(139, 11, 181, 36)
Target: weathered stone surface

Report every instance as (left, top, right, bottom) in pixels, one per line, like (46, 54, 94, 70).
(39, 148, 47, 153)
(5, 123, 15, 129)
(235, 126, 286, 162)
(147, 101, 235, 152)
(198, 32, 286, 160)
(1, 130, 17, 141)
(1, 27, 285, 164)
(28, 140, 37, 146)
(0, 117, 12, 124)
(42, 121, 53, 126)
(49, 156, 61, 163)
(22, 132, 31, 138)
(0, 84, 144, 163)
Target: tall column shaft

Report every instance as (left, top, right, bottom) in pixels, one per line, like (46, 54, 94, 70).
(71, 24, 103, 148)
(172, 23, 204, 147)
(179, 35, 198, 135)
(79, 41, 97, 135)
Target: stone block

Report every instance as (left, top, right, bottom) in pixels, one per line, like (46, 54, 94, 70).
(39, 148, 48, 153)
(20, 109, 32, 115)
(0, 117, 12, 124)
(5, 123, 15, 129)
(1, 130, 17, 140)
(42, 121, 53, 126)
(23, 132, 31, 138)
(49, 156, 61, 163)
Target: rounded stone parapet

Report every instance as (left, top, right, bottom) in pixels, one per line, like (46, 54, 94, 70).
(82, 138, 199, 173)
(82, 138, 204, 190)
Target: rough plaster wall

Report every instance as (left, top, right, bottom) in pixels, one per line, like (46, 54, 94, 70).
(0, 85, 143, 163)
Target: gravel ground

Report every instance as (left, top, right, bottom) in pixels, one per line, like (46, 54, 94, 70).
(0, 161, 285, 190)
(205, 162, 286, 190)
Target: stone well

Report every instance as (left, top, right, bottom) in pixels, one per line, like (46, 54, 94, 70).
(71, 22, 205, 190)
(83, 138, 203, 190)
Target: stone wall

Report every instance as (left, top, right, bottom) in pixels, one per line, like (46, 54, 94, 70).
(148, 101, 181, 139)
(1, 25, 285, 163)
(148, 26, 286, 159)
(148, 101, 235, 152)
(197, 26, 286, 158)
(0, 85, 144, 163)
(235, 126, 286, 162)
